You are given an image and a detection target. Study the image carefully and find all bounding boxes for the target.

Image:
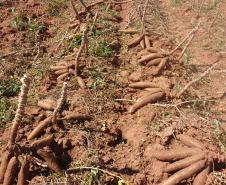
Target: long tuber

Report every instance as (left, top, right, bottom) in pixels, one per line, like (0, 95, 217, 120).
(60, 113, 92, 121)
(129, 91, 165, 113)
(176, 134, 206, 150)
(127, 34, 144, 48)
(37, 149, 63, 176)
(17, 157, 30, 185)
(165, 153, 205, 172)
(0, 151, 12, 183)
(152, 148, 201, 161)
(30, 134, 54, 147)
(138, 53, 164, 63)
(3, 157, 19, 185)
(160, 160, 206, 185)
(193, 166, 209, 185)
(27, 116, 53, 140)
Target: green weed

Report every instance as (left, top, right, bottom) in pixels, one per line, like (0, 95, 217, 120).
(0, 98, 17, 126)
(172, 0, 183, 7)
(0, 78, 21, 97)
(44, 0, 68, 17)
(89, 40, 115, 58)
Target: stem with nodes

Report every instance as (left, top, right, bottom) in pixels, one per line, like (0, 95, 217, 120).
(169, 21, 201, 55)
(176, 57, 221, 98)
(52, 82, 67, 124)
(10, 75, 30, 143)
(75, 26, 87, 76)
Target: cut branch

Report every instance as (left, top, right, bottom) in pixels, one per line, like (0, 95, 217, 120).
(177, 57, 221, 98)
(71, 0, 82, 23)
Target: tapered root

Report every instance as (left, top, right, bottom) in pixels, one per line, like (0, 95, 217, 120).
(160, 160, 206, 185)
(165, 153, 205, 172)
(176, 134, 206, 150)
(37, 149, 63, 176)
(3, 157, 19, 185)
(152, 148, 202, 161)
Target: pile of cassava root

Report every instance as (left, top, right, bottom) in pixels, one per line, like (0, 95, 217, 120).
(0, 76, 92, 184)
(152, 134, 225, 185)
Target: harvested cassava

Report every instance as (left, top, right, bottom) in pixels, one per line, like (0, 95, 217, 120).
(3, 157, 19, 185)
(129, 91, 165, 113)
(157, 57, 168, 73)
(138, 53, 164, 63)
(160, 160, 206, 185)
(31, 134, 54, 147)
(152, 148, 201, 161)
(57, 72, 69, 81)
(17, 157, 29, 185)
(55, 69, 69, 75)
(77, 76, 86, 89)
(27, 116, 53, 140)
(37, 149, 63, 176)
(37, 99, 57, 110)
(176, 134, 206, 150)
(68, 23, 79, 29)
(60, 113, 92, 120)
(50, 66, 67, 71)
(0, 151, 12, 183)
(127, 34, 144, 47)
(146, 58, 162, 67)
(144, 35, 151, 48)
(118, 29, 139, 34)
(165, 153, 205, 172)
(129, 82, 160, 89)
(140, 39, 145, 49)
(193, 166, 209, 185)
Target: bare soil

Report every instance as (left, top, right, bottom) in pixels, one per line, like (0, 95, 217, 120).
(0, 0, 225, 184)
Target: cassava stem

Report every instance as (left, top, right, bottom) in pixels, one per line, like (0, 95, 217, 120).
(10, 75, 30, 143)
(52, 82, 67, 124)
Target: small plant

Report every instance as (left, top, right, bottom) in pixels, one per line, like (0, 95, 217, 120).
(45, 0, 68, 17)
(172, 0, 183, 7)
(0, 98, 17, 126)
(89, 40, 116, 58)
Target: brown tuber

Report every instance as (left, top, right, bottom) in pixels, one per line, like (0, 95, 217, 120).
(27, 116, 53, 140)
(152, 148, 202, 161)
(3, 157, 19, 185)
(17, 157, 30, 185)
(138, 53, 164, 63)
(164, 153, 205, 172)
(60, 113, 92, 121)
(129, 91, 165, 113)
(127, 34, 144, 48)
(37, 149, 63, 176)
(30, 134, 54, 147)
(129, 82, 160, 89)
(0, 151, 12, 183)
(37, 99, 57, 110)
(176, 134, 206, 150)
(160, 160, 206, 185)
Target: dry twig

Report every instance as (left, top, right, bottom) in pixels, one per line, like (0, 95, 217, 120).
(176, 57, 221, 98)
(71, 0, 82, 23)
(209, 3, 221, 29)
(170, 21, 201, 55)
